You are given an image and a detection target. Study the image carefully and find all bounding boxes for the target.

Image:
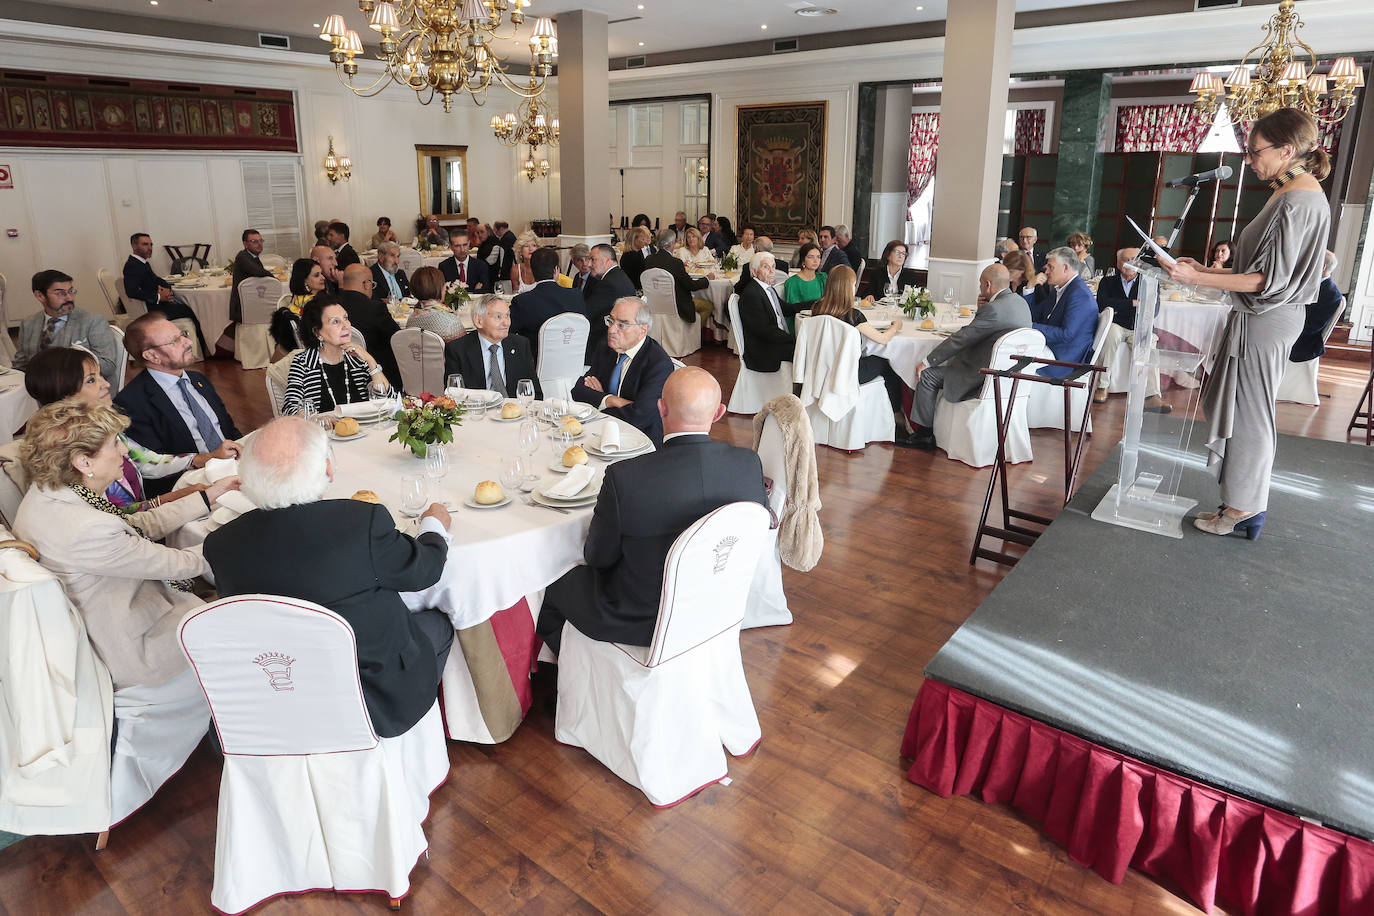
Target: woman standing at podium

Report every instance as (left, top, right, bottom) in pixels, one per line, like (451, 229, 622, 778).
(1164, 108, 1330, 540)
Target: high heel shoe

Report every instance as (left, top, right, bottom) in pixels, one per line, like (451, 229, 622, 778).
(1196, 504, 1225, 523)
(1193, 509, 1266, 540)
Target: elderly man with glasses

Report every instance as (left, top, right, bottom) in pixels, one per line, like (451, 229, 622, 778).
(572, 297, 674, 446)
(1018, 226, 1048, 273)
(370, 240, 411, 301)
(15, 269, 120, 384)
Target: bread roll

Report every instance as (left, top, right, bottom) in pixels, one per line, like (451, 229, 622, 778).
(334, 416, 361, 436)
(561, 445, 588, 467)
(560, 416, 583, 436)
(500, 402, 523, 419)
(473, 480, 505, 505)
(351, 489, 380, 504)
(920, 319, 936, 330)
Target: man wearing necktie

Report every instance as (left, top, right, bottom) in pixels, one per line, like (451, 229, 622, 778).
(441, 296, 540, 398)
(439, 228, 491, 293)
(735, 251, 802, 376)
(369, 241, 411, 301)
(572, 297, 674, 446)
(14, 269, 120, 384)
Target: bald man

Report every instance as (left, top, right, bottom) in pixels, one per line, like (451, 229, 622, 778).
(311, 244, 340, 293)
(338, 263, 403, 389)
(535, 367, 768, 655)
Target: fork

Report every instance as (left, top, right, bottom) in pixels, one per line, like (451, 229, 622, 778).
(522, 495, 571, 514)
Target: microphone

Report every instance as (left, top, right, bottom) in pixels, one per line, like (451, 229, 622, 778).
(1165, 165, 1233, 188)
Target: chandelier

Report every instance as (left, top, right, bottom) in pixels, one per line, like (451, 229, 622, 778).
(319, 0, 558, 113)
(490, 76, 560, 148)
(519, 146, 550, 182)
(1189, 0, 1363, 126)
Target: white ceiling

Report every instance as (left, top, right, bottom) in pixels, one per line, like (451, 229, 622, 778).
(34, 0, 1142, 59)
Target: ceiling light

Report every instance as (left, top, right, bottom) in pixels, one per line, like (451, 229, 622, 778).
(313, 23, 321, 28)
(761, 23, 767, 29)
(638, 41, 644, 46)
(916, 5, 924, 9)
(794, 6, 837, 16)
(149, 1, 158, 5)
(637, 3, 644, 8)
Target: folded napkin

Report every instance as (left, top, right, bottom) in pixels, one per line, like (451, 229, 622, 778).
(547, 464, 595, 499)
(203, 457, 238, 480)
(214, 490, 257, 516)
(599, 423, 622, 453)
(446, 387, 497, 404)
(337, 400, 394, 418)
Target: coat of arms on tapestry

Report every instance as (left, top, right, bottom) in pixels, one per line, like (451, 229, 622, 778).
(735, 101, 826, 238)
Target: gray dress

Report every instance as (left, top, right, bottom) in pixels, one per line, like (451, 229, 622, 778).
(1200, 188, 1329, 512)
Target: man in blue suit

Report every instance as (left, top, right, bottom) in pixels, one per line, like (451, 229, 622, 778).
(1026, 247, 1097, 378)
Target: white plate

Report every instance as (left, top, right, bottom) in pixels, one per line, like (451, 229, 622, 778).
(870, 320, 892, 330)
(328, 428, 367, 441)
(546, 458, 589, 473)
(529, 490, 597, 509)
(462, 494, 512, 509)
(489, 411, 531, 423)
(585, 428, 651, 457)
(536, 473, 602, 502)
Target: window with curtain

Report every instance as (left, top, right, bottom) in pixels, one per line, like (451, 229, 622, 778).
(908, 112, 940, 209)
(1013, 109, 1047, 155)
(1114, 104, 1214, 153)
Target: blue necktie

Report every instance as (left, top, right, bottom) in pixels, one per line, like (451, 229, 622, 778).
(608, 353, 628, 396)
(178, 376, 223, 451)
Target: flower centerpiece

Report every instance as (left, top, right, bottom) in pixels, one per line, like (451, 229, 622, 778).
(390, 393, 463, 458)
(901, 287, 936, 320)
(721, 251, 740, 272)
(414, 236, 432, 252)
(442, 279, 471, 309)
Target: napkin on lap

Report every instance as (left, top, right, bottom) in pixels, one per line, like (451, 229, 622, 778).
(213, 490, 257, 516)
(598, 423, 621, 453)
(547, 465, 594, 498)
(204, 457, 238, 480)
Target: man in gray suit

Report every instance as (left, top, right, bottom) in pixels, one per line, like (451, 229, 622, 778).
(895, 263, 1031, 450)
(14, 269, 120, 384)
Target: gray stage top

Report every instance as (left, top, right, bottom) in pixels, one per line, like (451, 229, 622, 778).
(925, 425, 1374, 839)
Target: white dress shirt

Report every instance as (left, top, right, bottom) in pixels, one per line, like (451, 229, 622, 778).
(477, 332, 508, 386)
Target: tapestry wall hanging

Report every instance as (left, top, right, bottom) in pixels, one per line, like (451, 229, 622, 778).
(735, 101, 826, 239)
(0, 69, 298, 153)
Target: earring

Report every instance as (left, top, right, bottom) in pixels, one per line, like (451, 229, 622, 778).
(86, 472, 94, 478)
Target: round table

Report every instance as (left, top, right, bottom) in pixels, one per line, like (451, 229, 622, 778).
(170, 272, 236, 339)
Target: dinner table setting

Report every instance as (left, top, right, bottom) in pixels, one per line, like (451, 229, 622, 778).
(166, 263, 288, 341)
(793, 295, 977, 389)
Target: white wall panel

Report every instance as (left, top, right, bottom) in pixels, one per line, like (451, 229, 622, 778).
(19, 157, 117, 319)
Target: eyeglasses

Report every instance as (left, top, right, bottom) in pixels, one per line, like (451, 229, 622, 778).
(604, 316, 639, 330)
(1244, 143, 1276, 159)
(150, 330, 190, 349)
(49, 287, 76, 297)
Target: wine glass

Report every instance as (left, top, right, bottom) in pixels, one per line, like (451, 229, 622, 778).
(549, 428, 573, 464)
(500, 457, 523, 494)
(424, 443, 448, 484)
(518, 419, 539, 484)
(517, 378, 536, 413)
(943, 286, 956, 306)
(399, 474, 428, 518)
(446, 373, 463, 397)
(369, 385, 392, 426)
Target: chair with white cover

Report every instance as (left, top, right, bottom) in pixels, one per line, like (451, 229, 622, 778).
(235, 277, 284, 370)
(726, 294, 793, 415)
(0, 272, 13, 363)
(792, 315, 893, 450)
(536, 313, 590, 401)
(1276, 305, 1343, 406)
(178, 595, 449, 914)
(265, 350, 300, 418)
(259, 253, 288, 270)
(640, 267, 700, 358)
(1026, 307, 1113, 433)
(108, 325, 129, 393)
(398, 248, 424, 276)
(97, 268, 123, 315)
(744, 411, 791, 629)
(555, 502, 771, 807)
(390, 327, 446, 396)
(932, 327, 1045, 467)
(117, 278, 145, 318)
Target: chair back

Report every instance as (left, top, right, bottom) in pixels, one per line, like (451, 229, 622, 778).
(0, 272, 13, 363)
(259, 253, 288, 270)
(756, 410, 788, 518)
(793, 314, 862, 401)
(726, 294, 747, 361)
(390, 327, 446, 395)
(536, 312, 590, 381)
(239, 277, 284, 324)
(265, 351, 299, 417)
(108, 324, 129, 392)
(646, 502, 771, 667)
(1318, 299, 1344, 346)
(117, 278, 145, 318)
(1090, 307, 1114, 366)
(398, 248, 424, 275)
(97, 268, 122, 314)
(977, 328, 1047, 399)
(0, 444, 26, 528)
(640, 268, 677, 324)
(179, 595, 379, 756)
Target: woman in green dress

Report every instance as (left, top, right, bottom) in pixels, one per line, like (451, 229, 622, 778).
(782, 242, 826, 334)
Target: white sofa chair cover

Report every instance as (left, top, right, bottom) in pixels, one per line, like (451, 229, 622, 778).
(235, 276, 284, 370)
(641, 267, 700, 358)
(536, 312, 591, 401)
(1026, 307, 1113, 433)
(1276, 306, 1342, 406)
(744, 411, 792, 629)
(793, 315, 892, 450)
(390, 327, 447, 396)
(932, 327, 1045, 467)
(726, 294, 793, 415)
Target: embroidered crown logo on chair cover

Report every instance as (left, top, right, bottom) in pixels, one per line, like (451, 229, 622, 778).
(712, 536, 739, 573)
(253, 651, 297, 691)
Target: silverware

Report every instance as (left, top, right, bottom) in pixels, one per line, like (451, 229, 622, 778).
(522, 495, 570, 514)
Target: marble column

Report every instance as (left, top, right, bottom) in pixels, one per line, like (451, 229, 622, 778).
(927, 0, 1015, 304)
(867, 85, 916, 264)
(556, 10, 612, 249)
(1049, 71, 1112, 247)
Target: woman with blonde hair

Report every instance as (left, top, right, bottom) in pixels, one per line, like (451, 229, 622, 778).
(791, 229, 818, 269)
(811, 265, 908, 427)
(509, 230, 540, 293)
(675, 226, 717, 269)
(619, 225, 653, 289)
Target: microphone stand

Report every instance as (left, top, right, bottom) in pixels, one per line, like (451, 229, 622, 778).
(1135, 182, 1203, 271)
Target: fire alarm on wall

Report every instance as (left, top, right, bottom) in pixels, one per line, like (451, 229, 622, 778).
(5, 229, 17, 238)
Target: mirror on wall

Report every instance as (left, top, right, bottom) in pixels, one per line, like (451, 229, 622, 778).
(416, 144, 468, 218)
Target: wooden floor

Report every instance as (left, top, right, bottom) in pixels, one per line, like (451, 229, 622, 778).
(1, 340, 1367, 915)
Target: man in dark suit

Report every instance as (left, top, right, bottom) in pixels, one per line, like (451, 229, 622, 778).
(510, 247, 585, 361)
(733, 236, 788, 295)
(122, 232, 209, 356)
(114, 314, 243, 496)
(437, 228, 491, 293)
(339, 264, 403, 389)
(836, 224, 864, 273)
(582, 243, 637, 360)
(573, 297, 674, 446)
(443, 296, 541, 398)
(493, 220, 517, 280)
(817, 225, 851, 274)
(1292, 250, 1345, 363)
(536, 367, 767, 655)
(897, 264, 1031, 450)
(644, 227, 712, 324)
(697, 216, 725, 257)
(231, 228, 274, 323)
(736, 253, 801, 374)
(204, 416, 453, 739)
(1026, 247, 1098, 379)
(369, 241, 411, 301)
(1091, 248, 1170, 411)
(327, 220, 360, 269)
(1018, 226, 1048, 273)
(568, 244, 594, 289)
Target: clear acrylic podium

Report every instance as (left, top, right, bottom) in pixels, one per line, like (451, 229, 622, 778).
(1091, 259, 1230, 538)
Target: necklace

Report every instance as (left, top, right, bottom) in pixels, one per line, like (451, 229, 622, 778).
(1269, 163, 1307, 190)
(318, 349, 352, 407)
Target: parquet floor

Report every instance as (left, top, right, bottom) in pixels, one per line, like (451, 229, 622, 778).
(0, 340, 1366, 915)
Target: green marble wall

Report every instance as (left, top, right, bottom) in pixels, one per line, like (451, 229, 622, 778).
(852, 83, 878, 263)
(1050, 71, 1112, 248)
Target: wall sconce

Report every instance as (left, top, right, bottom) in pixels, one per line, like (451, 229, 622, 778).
(323, 135, 352, 184)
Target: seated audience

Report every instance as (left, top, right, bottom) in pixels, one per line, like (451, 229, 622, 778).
(338, 264, 403, 389)
(1018, 226, 1047, 272)
(573, 297, 673, 445)
(896, 264, 1032, 450)
(314, 219, 331, 245)
(619, 226, 654, 290)
(204, 416, 453, 739)
(698, 216, 725, 257)
(993, 237, 1019, 260)
(1209, 239, 1233, 270)
(115, 315, 241, 492)
(583, 243, 637, 359)
(369, 216, 397, 250)
(510, 248, 586, 361)
(439, 228, 491, 293)
(536, 367, 767, 655)
(669, 211, 690, 248)
(405, 266, 466, 342)
(419, 215, 447, 247)
(733, 236, 787, 294)
(727, 225, 757, 266)
(568, 243, 594, 289)
(510, 230, 540, 294)
(123, 232, 209, 356)
(644, 227, 713, 324)
(327, 221, 360, 269)
(783, 242, 827, 331)
(791, 228, 819, 269)
(1292, 250, 1345, 362)
(231, 228, 274, 323)
(282, 295, 394, 417)
(737, 251, 802, 375)
(15, 270, 119, 384)
(811, 265, 907, 425)
(1027, 247, 1098, 378)
(675, 228, 717, 269)
(370, 241, 411, 300)
(875, 240, 921, 297)
(16, 398, 237, 693)
(715, 216, 738, 248)
(1003, 249, 1036, 295)
(311, 243, 340, 294)
(444, 296, 541, 398)
(23, 347, 240, 511)
(1067, 232, 1096, 275)
(817, 225, 851, 274)
(836, 224, 864, 271)
(1093, 248, 1169, 412)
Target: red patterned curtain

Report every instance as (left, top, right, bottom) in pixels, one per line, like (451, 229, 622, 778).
(908, 113, 940, 208)
(1012, 108, 1046, 155)
(1114, 103, 1212, 152)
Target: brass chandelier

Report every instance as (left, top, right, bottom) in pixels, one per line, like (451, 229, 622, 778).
(519, 146, 551, 182)
(320, 0, 557, 113)
(491, 77, 560, 149)
(1189, 0, 1363, 126)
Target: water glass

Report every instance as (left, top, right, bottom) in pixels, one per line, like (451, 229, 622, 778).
(549, 428, 573, 463)
(399, 474, 428, 518)
(467, 393, 488, 421)
(517, 378, 536, 412)
(500, 457, 524, 493)
(424, 443, 449, 483)
(446, 373, 463, 397)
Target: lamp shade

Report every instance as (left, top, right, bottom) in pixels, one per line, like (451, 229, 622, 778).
(368, 1, 399, 32)
(530, 16, 556, 39)
(321, 14, 347, 40)
(1306, 72, 1328, 93)
(1189, 73, 1212, 94)
(1328, 57, 1359, 81)
(459, 0, 487, 22)
(344, 30, 365, 54)
(1280, 61, 1308, 84)
(1225, 66, 1252, 88)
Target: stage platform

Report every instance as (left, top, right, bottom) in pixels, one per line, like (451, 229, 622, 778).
(925, 423, 1373, 840)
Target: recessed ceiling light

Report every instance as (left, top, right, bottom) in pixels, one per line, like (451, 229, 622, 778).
(915, 4, 923, 9)
(637, 3, 644, 8)
(794, 6, 837, 16)
(149, 1, 158, 5)
(638, 41, 644, 46)
(760, 23, 767, 29)
(313, 22, 321, 28)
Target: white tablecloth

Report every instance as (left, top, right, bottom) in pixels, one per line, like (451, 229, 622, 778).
(1156, 296, 1230, 354)
(0, 373, 37, 445)
(170, 269, 239, 338)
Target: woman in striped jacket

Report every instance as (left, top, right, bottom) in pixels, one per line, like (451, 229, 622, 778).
(282, 294, 394, 418)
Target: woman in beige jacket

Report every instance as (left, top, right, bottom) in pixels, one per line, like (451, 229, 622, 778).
(15, 399, 239, 690)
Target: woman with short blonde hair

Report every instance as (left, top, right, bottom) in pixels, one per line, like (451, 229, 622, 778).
(510, 229, 540, 293)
